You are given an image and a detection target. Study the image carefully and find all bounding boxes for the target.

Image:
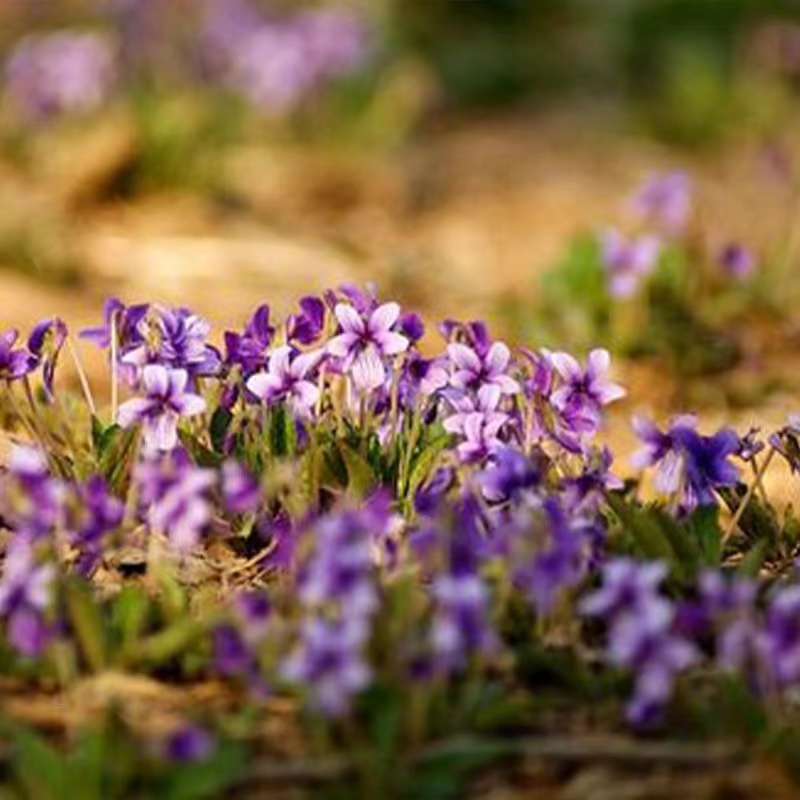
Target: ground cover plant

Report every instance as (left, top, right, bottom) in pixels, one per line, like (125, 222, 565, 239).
(4, 285, 800, 797)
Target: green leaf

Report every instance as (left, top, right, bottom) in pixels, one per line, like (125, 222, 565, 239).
(12, 728, 66, 800)
(65, 579, 107, 673)
(269, 404, 296, 459)
(110, 586, 151, 653)
(156, 740, 247, 800)
(339, 444, 376, 498)
(209, 407, 233, 454)
(737, 538, 768, 578)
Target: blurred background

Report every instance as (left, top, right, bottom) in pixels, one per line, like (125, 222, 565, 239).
(2, 0, 800, 433)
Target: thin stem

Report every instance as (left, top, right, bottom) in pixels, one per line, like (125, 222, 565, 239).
(110, 309, 119, 423)
(723, 447, 776, 542)
(66, 336, 97, 417)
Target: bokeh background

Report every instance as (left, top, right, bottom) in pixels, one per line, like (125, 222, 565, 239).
(2, 0, 800, 441)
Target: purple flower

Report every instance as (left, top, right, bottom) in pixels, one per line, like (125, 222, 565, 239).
(758, 585, 800, 689)
(582, 558, 697, 726)
(80, 297, 149, 353)
(443, 386, 510, 464)
(224, 304, 275, 375)
(27, 317, 67, 397)
(288, 296, 326, 346)
(246, 346, 323, 419)
(123, 306, 220, 378)
(630, 171, 693, 235)
(631, 415, 740, 512)
(281, 616, 372, 716)
(69, 476, 124, 575)
(430, 572, 496, 673)
(599, 229, 660, 298)
(447, 340, 519, 395)
(233, 591, 271, 644)
(327, 302, 409, 393)
(1, 447, 64, 540)
(221, 461, 260, 515)
(516, 498, 599, 614)
(580, 558, 670, 619)
(5, 32, 116, 122)
(478, 447, 540, 504)
(0, 329, 37, 382)
(298, 511, 379, 618)
(698, 570, 758, 674)
(609, 603, 697, 726)
(135, 451, 216, 552)
(547, 349, 626, 437)
(164, 726, 215, 763)
(0, 540, 55, 658)
(118, 365, 206, 452)
(719, 244, 757, 279)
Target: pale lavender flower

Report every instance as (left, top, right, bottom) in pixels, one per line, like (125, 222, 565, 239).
(443, 386, 510, 464)
(246, 346, 323, 419)
(327, 302, 409, 393)
(447, 340, 519, 395)
(630, 171, 693, 235)
(1, 447, 64, 540)
(221, 461, 260, 514)
(430, 572, 496, 673)
(599, 229, 660, 298)
(135, 452, 216, 553)
(5, 32, 116, 122)
(547, 349, 625, 437)
(758, 585, 800, 689)
(282, 615, 371, 717)
(582, 558, 697, 726)
(0, 540, 55, 657)
(118, 365, 206, 452)
(719, 244, 757, 279)
(698, 570, 759, 674)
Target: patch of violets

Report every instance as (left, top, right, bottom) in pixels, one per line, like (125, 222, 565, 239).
(5, 287, 800, 737)
(3, 3, 372, 124)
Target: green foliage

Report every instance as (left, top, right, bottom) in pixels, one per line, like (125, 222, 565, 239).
(2, 720, 246, 800)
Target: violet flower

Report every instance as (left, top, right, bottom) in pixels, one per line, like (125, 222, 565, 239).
(582, 558, 697, 726)
(224, 304, 275, 375)
(447, 340, 520, 395)
(69, 476, 124, 576)
(327, 302, 409, 393)
(27, 317, 67, 397)
(547, 348, 626, 438)
(443, 386, 510, 464)
(719, 244, 757, 279)
(221, 461, 260, 515)
(287, 296, 326, 346)
(630, 171, 693, 235)
(246, 346, 323, 419)
(430, 572, 496, 673)
(281, 616, 372, 717)
(631, 415, 740, 512)
(164, 726, 215, 763)
(135, 451, 216, 552)
(0, 540, 55, 658)
(80, 297, 149, 353)
(117, 365, 206, 452)
(0, 329, 37, 382)
(599, 229, 660, 298)
(123, 306, 221, 378)
(5, 32, 116, 122)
